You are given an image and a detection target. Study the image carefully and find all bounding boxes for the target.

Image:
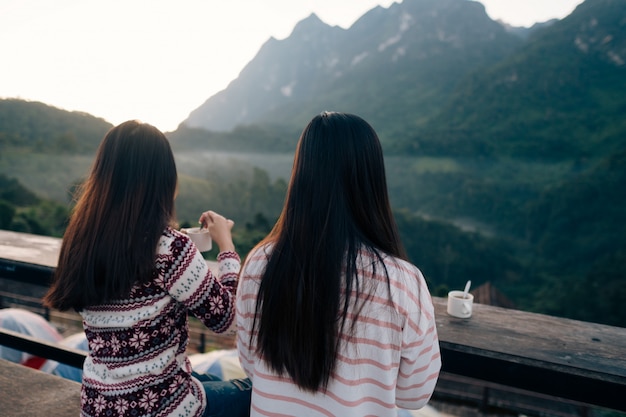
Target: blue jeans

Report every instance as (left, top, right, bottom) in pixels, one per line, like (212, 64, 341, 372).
(192, 372, 252, 417)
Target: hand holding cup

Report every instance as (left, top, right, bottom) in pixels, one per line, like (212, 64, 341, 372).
(198, 210, 235, 253)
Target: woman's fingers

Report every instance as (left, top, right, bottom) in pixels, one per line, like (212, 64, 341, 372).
(197, 211, 235, 248)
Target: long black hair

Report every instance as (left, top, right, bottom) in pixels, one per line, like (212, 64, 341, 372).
(43, 120, 178, 311)
(252, 112, 407, 391)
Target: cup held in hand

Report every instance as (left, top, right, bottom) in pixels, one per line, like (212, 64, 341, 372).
(184, 227, 212, 252)
(447, 290, 474, 318)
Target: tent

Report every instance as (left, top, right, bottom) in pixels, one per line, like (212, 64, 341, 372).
(0, 308, 63, 368)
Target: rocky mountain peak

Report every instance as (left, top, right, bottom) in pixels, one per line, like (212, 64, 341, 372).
(183, 0, 520, 132)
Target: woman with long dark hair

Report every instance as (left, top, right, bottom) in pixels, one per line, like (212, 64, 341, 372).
(44, 120, 251, 417)
(237, 112, 441, 416)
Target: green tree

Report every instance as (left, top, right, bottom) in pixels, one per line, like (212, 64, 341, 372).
(0, 200, 15, 229)
(0, 174, 40, 205)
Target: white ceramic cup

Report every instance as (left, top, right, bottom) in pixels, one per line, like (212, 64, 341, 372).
(447, 290, 474, 318)
(185, 227, 212, 252)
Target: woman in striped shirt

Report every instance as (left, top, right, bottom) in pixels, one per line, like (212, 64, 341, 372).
(237, 111, 441, 416)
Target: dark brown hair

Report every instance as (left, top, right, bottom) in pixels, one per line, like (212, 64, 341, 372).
(43, 120, 177, 311)
(252, 112, 407, 391)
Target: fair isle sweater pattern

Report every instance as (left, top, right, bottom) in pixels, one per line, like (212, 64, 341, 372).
(80, 227, 240, 417)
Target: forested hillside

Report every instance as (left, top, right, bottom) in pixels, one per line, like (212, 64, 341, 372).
(411, 0, 626, 159)
(522, 150, 626, 325)
(0, 174, 69, 237)
(0, 99, 112, 153)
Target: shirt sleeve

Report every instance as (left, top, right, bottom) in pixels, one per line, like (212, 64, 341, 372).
(159, 232, 241, 334)
(395, 268, 442, 410)
(236, 248, 265, 379)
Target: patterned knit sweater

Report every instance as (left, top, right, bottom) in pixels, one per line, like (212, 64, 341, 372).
(237, 245, 441, 417)
(79, 227, 240, 417)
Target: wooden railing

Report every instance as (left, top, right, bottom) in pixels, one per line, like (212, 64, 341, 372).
(432, 298, 626, 414)
(1, 229, 625, 416)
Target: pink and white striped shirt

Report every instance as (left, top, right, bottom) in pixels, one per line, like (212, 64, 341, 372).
(236, 245, 441, 417)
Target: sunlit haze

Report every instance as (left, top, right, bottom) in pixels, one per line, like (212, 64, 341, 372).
(0, 0, 584, 132)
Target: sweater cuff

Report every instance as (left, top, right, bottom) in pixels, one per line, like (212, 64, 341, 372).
(217, 250, 240, 262)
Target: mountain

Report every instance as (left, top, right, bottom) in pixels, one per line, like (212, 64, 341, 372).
(183, 0, 523, 141)
(179, 0, 625, 162)
(184, 13, 343, 132)
(413, 0, 626, 158)
(501, 19, 558, 40)
(0, 99, 112, 154)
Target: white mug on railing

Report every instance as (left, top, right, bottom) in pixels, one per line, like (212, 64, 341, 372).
(447, 290, 474, 318)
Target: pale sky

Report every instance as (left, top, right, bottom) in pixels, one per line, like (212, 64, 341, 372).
(0, 0, 584, 132)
